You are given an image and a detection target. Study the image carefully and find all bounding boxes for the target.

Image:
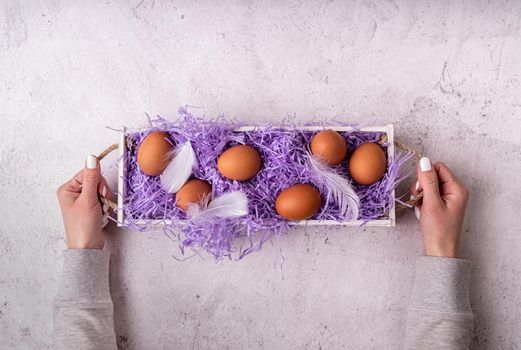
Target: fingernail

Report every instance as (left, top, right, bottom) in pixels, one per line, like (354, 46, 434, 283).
(410, 195, 421, 220)
(414, 206, 421, 221)
(419, 157, 432, 172)
(102, 186, 107, 197)
(103, 203, 109, 212)
(86, 155, 97, 169)
(415, 180, 420, 192)
(102, 214, 109, 228)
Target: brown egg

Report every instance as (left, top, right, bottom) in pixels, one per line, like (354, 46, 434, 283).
(275, 184, 321, 221)
(175, 179, 212, 211)
(217, 145, 261, 181)
(310, 129, 347, 166)
(137, 132, 173, 176)
(348, 143, 387, 185)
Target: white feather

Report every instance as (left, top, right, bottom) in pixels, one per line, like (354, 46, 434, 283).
(160, 141, 197, 193)
(187, 191, 248, 222)
(308, 152, 360, 220)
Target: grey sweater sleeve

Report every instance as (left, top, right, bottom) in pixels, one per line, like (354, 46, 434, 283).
(53, 249, 117, 350)
(404, 257, 474, 350)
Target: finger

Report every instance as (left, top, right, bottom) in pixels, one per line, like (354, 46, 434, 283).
(61, 170, 84, 193)
(435, 162, 470, 206)
(102, 211, 110, 228)
(434, 162, 457, 184)
(417, 157, 443, 207)
(79, 155, 102, 205)
(414, 202, 421, 221)
(98, 177, 113, 201)
(435, 162, 463, 195)
(409, 179, 422, 197)
(98, 177, 113, 213)
(409, 194, 422, 221)
(56, 170, 84, 206)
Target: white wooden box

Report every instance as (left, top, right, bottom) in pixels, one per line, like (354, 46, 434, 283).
(117, 125, 396, 227)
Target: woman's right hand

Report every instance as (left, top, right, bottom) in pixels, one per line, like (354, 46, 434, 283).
(411, 157, 470, 258)
(56, 155, 113, 250)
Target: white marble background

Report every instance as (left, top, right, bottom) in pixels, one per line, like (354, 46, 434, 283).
(1, 0, 520, 349)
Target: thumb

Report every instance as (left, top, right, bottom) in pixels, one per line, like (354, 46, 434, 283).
(417, 157, 443, 206)
(80, 155, 101, 205)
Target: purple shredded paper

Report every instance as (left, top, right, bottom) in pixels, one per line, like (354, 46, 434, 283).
(121, 108, 413, 260)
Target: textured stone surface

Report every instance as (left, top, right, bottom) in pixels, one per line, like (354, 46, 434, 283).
(1, 1, 520, 349)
